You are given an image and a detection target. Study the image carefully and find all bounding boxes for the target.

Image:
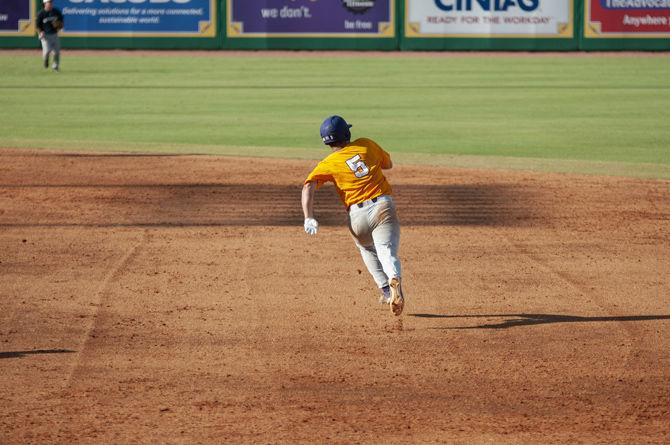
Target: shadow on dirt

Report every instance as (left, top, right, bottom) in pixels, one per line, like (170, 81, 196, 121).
(0, 182, 540, 228)
(0, 349, 76, 360)
(410, 313, 670, 329)
(316, 183, 538, 227)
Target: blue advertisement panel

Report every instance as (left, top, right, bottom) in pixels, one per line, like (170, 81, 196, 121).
(57, 0, 216, 37)
(0, 0, 35, 36)
(227, 0, 395, 37)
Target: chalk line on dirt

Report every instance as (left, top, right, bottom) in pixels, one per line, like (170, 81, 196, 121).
(62, 230, 147, 390)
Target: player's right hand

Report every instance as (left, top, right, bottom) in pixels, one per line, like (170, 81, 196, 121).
(304, 218, 319, 235)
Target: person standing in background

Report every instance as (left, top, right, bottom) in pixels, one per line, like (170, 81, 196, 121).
(36, 0, 64, 72)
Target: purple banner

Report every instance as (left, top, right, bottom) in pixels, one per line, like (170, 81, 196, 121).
(0, 0, 31, 32)
(228, 0, 394, 36)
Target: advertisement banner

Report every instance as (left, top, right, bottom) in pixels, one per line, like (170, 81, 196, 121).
(57, 0, 216, 37)
(0, 0, 35, 36)
(227, 0, 395, 37)
(405, 0, 574, 38)
(585, 0, 670, 37)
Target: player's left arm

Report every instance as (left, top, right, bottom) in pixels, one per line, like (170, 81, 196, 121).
(57, 9, 64, 29)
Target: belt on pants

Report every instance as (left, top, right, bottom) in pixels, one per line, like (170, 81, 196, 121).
(349, 196, 380, 212)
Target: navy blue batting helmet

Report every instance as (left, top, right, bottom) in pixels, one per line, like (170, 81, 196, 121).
(320, 115, 352, 145)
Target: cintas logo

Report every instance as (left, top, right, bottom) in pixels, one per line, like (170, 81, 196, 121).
(434, 0, 540, 12)
(342, 0, 375, 14)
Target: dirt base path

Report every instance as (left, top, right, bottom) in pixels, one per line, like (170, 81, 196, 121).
(1, 149, 669, 444)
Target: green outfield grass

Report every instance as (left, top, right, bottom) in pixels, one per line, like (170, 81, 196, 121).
(1, 52, 669, 178)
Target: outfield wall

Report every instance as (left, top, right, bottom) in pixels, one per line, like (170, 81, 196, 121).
(1, 0, 668, 50)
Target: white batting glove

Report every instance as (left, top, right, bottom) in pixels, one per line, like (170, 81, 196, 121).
(304, 218, 319, 235)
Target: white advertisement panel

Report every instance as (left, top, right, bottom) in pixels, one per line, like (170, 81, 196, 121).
(406, 0, 574, 38)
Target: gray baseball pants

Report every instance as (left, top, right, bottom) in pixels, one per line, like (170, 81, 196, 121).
(348, 195, 402, 290)
(40, 33, 60, 69)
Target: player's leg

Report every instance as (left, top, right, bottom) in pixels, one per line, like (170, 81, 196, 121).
(40, 37, 50, 69)
(370, 197, 401, 281)
(353, 238, 389, 289)
(348, 208, 389, 292)
(50, 35, 60, 71)
(370, 196, 404, 315)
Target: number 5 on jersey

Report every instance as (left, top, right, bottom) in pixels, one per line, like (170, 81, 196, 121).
(346, 155, 369, 178)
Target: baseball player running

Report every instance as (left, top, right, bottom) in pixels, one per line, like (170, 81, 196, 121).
(302, 115, 405, 316)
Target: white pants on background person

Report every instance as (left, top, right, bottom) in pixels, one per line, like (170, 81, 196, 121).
(40, 33, 60, 70)
(348, 195, 401, 289)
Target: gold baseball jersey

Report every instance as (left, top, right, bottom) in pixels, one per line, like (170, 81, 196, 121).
(304, 137, 392, 209)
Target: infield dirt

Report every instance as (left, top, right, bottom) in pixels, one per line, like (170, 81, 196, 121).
(1, 149, 669, 444)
